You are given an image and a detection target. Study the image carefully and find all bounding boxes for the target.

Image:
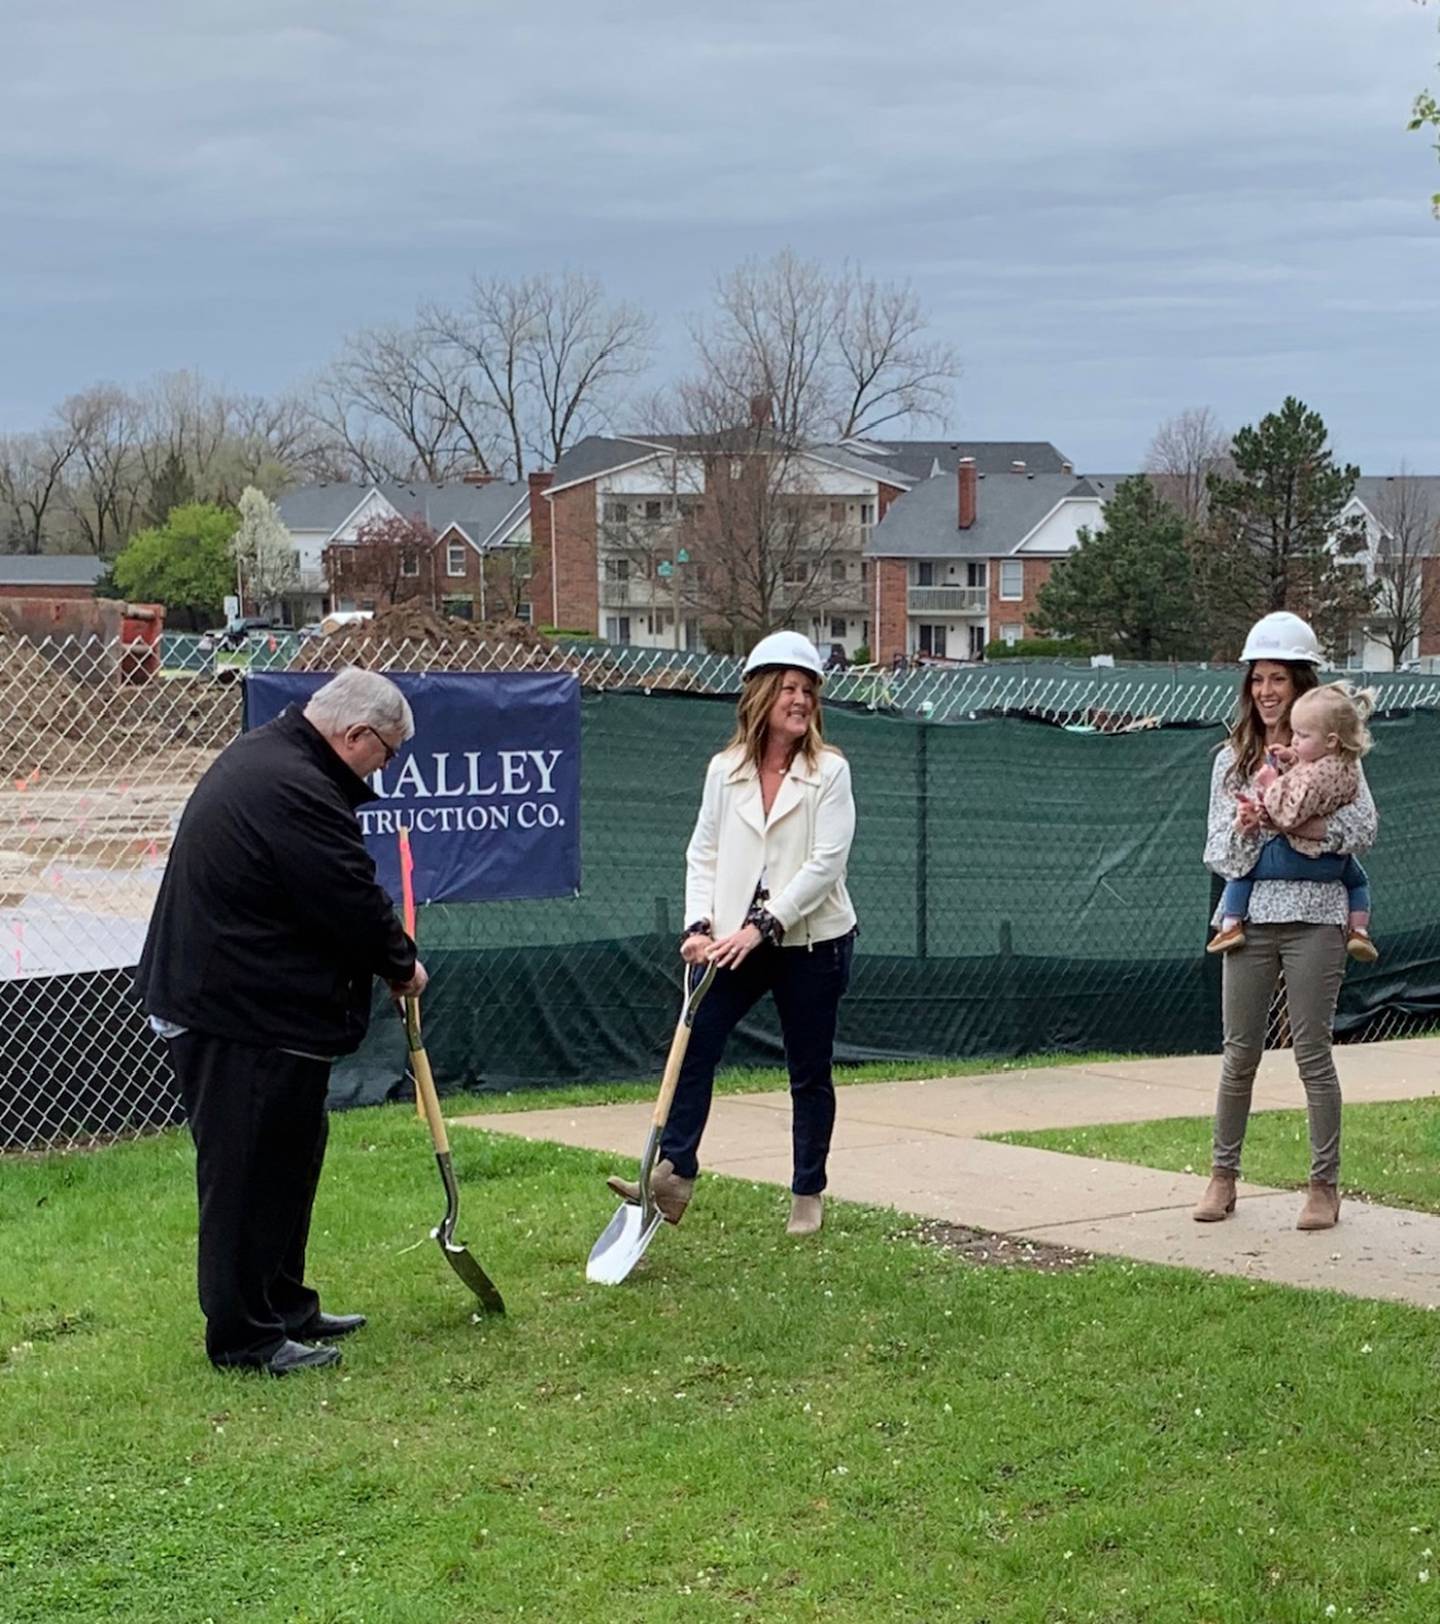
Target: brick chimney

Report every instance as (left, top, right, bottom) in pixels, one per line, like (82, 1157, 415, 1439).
(1010, 459, 1026, 475)
(749, 393, 773, 428)
(957, 457, 977, 530)
(1061, 460, 1074, 475)
(462, 468, 496, 485)
(527, 470, 556, 626)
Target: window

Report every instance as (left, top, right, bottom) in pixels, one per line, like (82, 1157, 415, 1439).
(782, 561, 808, 586)
(400, 552, 419, 578)
(515, 602, 533, 625)
(916, 561, 935, 587)
(999, 560, 1023, 599)
(859, 501, 876, 526)
(830, 617, 847, 642)
(829, 502, 847, 525)
(967, 561, 987, 589)
(678, 496, 704, 519)
(918, 624, 947, 657)
(446, 543, 467, 578)
(830, 559, 847, 582)
(861, 559, 871, 584)
(604, 615, 631, 643)
(968, 625, 986, 660)
(729, 458, 743, 480)
(603, 557, 630, 582)
(603, 500, 629, 524)
(644, 500, 664, 521)
(442, 595, 474, 621)
(1000, 623, 1023, 645)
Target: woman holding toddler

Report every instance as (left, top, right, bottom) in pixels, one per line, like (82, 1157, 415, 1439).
(1194, 612, 1379, 1233)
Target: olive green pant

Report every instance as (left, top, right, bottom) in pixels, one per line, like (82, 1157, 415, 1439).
(1212, 922, 1348, 1184)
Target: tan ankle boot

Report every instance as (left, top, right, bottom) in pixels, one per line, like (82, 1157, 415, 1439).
(1296, 1181, 1340, 1230)
(1192, 1167, 1238, 1222)
(786, 1194, 823, 1236)
(604, 1158, 694, 1224)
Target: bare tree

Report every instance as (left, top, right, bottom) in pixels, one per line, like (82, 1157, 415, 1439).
(224, 393, 320, 497)
(1144, 406, 1231, 525)
(693, 251, 838, 440)
(691, 250, 959, 443)
(618, 379, 856, 651)
(1370, 470, 1440, 668)
(832, 266, 960, 437)
(57, 386, 147, 554)
(135, 371, 232, 503)
(530, 272, 653, 468)
(0, 427, 79, 553)
(426, 271, 651, 476)
(310, 325, 494, 483)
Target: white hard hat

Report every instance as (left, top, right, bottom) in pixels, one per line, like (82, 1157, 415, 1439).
(1239, 611, 1323, 666)
(742, 630, 825, 681)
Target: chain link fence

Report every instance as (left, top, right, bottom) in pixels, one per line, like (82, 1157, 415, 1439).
(4, 632, 1437, 1154)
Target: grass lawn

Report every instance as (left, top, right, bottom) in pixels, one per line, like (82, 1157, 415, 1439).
(995, 1096, 1440, 1215)
(4, 1095, 1440, 1622)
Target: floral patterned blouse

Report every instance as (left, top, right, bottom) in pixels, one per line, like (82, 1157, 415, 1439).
(1203, 745, 1378, 926)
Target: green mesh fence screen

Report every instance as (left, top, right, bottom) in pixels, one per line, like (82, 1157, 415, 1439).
(332, 694, 1440, 1106)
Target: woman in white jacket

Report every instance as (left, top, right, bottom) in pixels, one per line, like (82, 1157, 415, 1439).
(608, 631, 858, 1236)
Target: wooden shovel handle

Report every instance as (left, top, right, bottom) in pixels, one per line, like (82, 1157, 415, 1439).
(650, 962, 716, 1129)
(405, 996, 450, 1155)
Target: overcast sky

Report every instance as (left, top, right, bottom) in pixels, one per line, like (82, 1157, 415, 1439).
(2, 0, 1436, 470)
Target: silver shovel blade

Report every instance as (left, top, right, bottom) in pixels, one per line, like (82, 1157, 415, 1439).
(586, 1198, 666, 1285)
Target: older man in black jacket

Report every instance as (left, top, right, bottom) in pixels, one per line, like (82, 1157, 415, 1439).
(137, 668, 426, 1374)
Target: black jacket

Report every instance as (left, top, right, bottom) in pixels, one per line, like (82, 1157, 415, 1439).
(136, 705, 416, 1055)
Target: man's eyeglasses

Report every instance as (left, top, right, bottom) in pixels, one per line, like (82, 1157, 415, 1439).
(358, 725, 399, 766)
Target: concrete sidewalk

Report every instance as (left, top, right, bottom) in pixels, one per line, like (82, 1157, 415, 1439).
(457, 1038, 1440, 1310)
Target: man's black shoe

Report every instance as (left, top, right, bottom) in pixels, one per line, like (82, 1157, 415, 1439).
(264, 1339, 341, 1375)
(299, 1312, 368, 1340)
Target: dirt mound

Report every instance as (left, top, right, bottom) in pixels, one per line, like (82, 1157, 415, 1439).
(289, 604, 561, 672)
(0, 636, 235, 782)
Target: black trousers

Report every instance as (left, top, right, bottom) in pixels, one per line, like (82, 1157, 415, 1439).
(168, 1032, 332, 1366)
(662, 931, 854, 1195)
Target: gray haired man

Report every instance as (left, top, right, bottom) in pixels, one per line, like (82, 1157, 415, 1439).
(137, 668, 427, 1374)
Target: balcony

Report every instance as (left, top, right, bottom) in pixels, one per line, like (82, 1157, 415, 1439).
(296, 568, 328, 594)
(907, 585, 987, 615)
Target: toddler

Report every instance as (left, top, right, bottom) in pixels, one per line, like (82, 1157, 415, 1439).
(1208, 683, 1378, 963)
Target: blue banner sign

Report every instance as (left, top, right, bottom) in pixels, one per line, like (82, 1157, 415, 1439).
(244, 671, 581, 904)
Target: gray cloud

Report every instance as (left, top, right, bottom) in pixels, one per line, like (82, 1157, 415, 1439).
(1, 0, 1436, 468)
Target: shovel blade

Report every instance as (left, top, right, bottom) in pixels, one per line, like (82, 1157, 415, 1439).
(586, 1199, 665, 1285)
(434, 1231, 506, 1315)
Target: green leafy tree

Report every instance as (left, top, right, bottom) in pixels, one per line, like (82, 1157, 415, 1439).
(1411, 1, 1440, 216)
(112, 502, 237, 628)
(1203, 397, 1372, 660)
(1030, 476, 1202, 660)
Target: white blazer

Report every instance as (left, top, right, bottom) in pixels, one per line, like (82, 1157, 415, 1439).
(684, 745, 857, 949)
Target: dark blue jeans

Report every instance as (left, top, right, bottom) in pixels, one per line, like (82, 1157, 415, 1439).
(1220, 837, 1370, 921)
(662, 931, 855, 1195)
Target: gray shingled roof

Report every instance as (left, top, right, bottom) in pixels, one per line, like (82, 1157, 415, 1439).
(0, 555, 107, 586)
(277, 479, 528, 547)
(866, 470, 1100, 560)
(842, 439, 1073, 481)
(548, 434, 1070, 491)
(547, 436, 667, 490)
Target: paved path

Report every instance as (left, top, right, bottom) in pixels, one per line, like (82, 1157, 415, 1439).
(457, 1039, 1440, 1310)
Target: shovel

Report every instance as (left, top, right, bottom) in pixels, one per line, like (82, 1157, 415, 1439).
(398, 830, 505, 1316)
(586, 959, 716, 1286)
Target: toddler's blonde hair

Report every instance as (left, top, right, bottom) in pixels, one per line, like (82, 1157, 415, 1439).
(1291, 681, 1376, 761)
